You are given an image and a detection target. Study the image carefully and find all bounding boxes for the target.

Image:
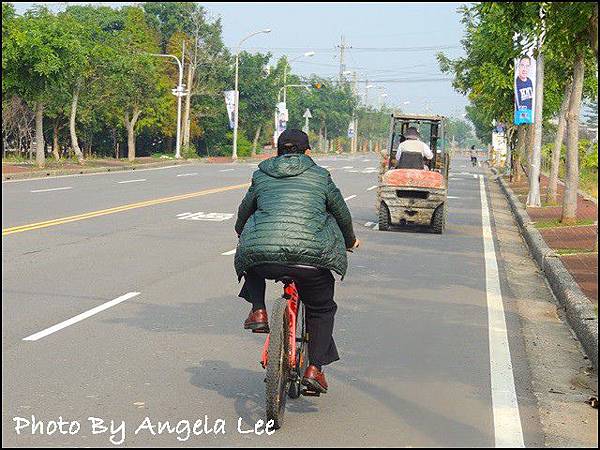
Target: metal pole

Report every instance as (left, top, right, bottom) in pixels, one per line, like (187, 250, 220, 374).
(175, 41, 185, 159)
(232, 29, 271, 160)
(283, 63, 287, 104)
(233, 51, 239, 160)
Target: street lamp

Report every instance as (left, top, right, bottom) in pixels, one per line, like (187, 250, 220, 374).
(233, 28, 271, 160)
(148, 41, 186, 159)
(378, 92, 388, 109)
(364, 84, 374, 107)
(283, 51, 315, 103)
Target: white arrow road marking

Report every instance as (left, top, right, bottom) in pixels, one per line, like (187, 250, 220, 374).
(367, 185, 378, 191)
(117, 179, 146, 184)
(222, 249, 237, 256)
(479, 175, 524, 447)
(23, 292, 140, 341)
(30, 186, 73, 193)
(344, 195, 357, 201)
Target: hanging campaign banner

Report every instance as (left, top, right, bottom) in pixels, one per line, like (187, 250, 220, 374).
(347, 120, 355, 138)
(274, 102, 288, 142)
(224, 90, 237, 129)
(514, 55, 536, 125)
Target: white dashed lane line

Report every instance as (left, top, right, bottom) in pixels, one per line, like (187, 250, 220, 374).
(344, 195, 357, 201)
(219, 169, 235, 172)
(221, 249, 237, 256)
(176, 173, 198, 177)
(23, 292, 141, 342)
(117, 179, 147, 184)
(367, 185, 377, 191)
(30, 186, 73, 193)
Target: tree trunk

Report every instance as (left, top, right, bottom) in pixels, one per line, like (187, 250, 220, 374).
(35, 102, 45, 168)
(513, 126, 527, 183)
(252, 124, 262, 157)
(561, 51, 585, 225)
(70, 84, 84, 164)
(52, 121, 60, 161)
(547, 80, 572, 205)
(124, 108, 142, 162)
(527, 53, 544, 207)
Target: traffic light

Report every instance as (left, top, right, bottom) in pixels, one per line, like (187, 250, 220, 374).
(313, 82, 323, 89)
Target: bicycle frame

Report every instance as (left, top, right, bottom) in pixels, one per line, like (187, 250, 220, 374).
(261, 281, 300, 370)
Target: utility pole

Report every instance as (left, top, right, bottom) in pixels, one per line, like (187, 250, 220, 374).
(352, 71, 358, 153)
(337, 36, 351, 83)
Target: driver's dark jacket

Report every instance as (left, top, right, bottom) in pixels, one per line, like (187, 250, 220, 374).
(234, 154, 356, 279)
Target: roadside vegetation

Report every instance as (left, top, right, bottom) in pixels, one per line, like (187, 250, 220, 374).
(439, 2, 598, 224)
(4, 2, 472, 168)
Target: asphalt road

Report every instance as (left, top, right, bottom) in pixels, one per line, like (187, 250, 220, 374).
(2, 155, 542, 447)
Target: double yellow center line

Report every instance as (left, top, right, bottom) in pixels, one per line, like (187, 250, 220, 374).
(2, 183, 249, 236)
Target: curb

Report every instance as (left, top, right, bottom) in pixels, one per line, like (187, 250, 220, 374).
(495, 174, 598, 370)
(2, 159, 191, 181)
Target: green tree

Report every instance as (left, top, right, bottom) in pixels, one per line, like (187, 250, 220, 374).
(3, 7, 86, 167)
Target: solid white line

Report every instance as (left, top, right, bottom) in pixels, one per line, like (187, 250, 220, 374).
(367, 185, 377, 191)
(30, 186, 73, 193)
(221, 249, 236, 256)
(219, 169, 235, 172)
(22, 292, 140, 342)
(117, 179, 146, 184)
(344, 195, 357, 201)
(479, 175, 524, 448)
(177, 173, 198, 177)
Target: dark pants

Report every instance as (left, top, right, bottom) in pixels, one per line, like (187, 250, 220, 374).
(239, 264, 339, 368)
(397, 151, 425, 169)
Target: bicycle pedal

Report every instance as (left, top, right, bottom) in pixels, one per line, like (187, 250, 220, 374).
(301, 389, 321, 397)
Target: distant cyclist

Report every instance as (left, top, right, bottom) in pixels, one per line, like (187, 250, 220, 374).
(470, 145, 478, 167)
(234, 129, 360, 393)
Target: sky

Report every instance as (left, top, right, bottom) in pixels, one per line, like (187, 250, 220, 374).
(13, 2, 470, 118)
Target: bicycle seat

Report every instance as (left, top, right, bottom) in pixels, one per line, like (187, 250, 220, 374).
(275, 265, 320, 285)
(276, 276, 296, 285)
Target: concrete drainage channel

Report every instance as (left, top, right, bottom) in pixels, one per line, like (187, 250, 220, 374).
(495, 173, 598, 371)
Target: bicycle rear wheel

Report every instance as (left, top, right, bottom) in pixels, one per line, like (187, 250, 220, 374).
(265, 296, 290, 429)
(288, 303, 307, 399)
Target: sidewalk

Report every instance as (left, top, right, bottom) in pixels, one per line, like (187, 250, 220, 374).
(509, 174, 598, 303)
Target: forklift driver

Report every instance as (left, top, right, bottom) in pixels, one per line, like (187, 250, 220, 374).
(395, 126, 433, 170)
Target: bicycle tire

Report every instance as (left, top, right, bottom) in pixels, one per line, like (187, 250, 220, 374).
(288, 304, 307, 399)
(265, 296, 290, 429)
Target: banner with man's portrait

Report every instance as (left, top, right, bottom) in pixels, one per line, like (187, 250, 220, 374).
(514, 54, 536, 125)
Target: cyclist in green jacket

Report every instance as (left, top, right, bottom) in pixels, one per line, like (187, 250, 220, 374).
(235, 129, 359, 393)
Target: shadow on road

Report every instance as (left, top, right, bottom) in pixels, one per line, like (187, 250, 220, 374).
(185, 360, 319, 428)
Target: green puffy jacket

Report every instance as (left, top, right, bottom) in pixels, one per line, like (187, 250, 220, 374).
(234, 154, 356, 278)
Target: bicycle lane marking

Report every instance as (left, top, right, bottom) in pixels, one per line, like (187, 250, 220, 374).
(22, 292, 140, 342)
(479, 174, 525, 447)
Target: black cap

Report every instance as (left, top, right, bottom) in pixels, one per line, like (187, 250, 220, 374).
(277, 129, 310, 155)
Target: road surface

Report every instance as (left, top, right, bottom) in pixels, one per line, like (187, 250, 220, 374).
(1, 155, 591, 447)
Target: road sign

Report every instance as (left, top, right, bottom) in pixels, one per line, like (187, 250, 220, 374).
(303, 109, 312, 119)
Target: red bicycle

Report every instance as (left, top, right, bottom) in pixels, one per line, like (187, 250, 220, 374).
(260, 276, 316, 429)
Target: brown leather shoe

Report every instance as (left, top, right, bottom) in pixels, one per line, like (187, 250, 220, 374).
(302, 365, 328, 393)
(244, 308, 269, 333)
